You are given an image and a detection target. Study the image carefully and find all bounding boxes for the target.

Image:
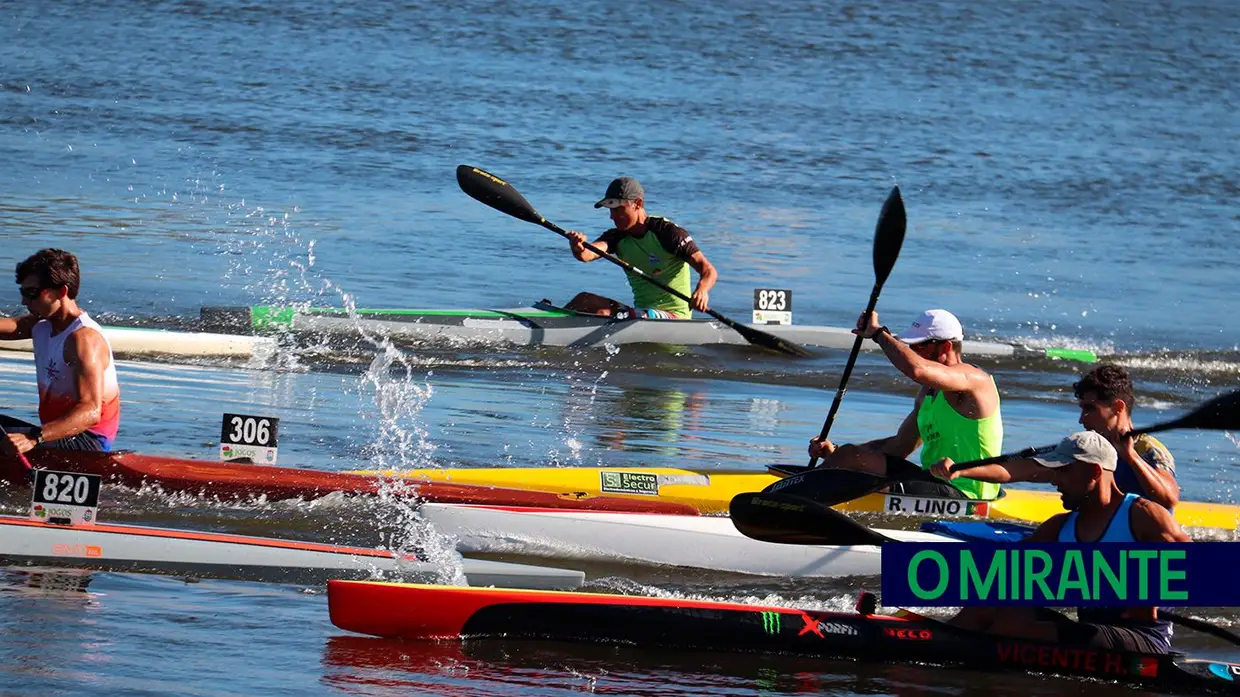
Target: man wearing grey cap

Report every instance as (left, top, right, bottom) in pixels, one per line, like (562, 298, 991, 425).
(805, 308, 1004, 501)
(947, 430, 1188, 654)
(563, 177, 717, 320)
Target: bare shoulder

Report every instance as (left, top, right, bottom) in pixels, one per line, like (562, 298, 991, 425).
(64, 325, 109, 362)
(1029, 513, 1068, 542)
(1132, 498, 1190, 542)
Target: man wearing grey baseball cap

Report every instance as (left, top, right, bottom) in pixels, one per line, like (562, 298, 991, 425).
(947, 430, 1188, 655)
(805, 308, 1004, 501)
(562, 177, 717, 320)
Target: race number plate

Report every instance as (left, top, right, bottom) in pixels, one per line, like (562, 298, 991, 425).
(30, 470, 101, 526)
(882, 494, 990, 518)
(219, 413, 280, 464)
(752, 288, 792, 325)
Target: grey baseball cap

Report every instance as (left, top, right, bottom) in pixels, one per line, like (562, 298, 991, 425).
(1032, 430, 1118, 471)
(594, 177, 644, 209)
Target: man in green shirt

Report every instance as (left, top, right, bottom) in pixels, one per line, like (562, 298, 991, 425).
(807, 309, 1004, 500)
(564, 177, 717, 320)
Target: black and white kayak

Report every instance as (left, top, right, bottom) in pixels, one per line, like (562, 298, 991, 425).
(0, 515, 584, 589)
(200, 302, 1097, 361)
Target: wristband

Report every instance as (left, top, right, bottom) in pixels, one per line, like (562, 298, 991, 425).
(873, 326, 890, 343)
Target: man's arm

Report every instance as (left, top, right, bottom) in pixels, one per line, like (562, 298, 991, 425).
(1120, 436, 1180, 511)
(0, 314, 38, 341)
(872, 330, 986, 393)
(40, 328, 108, 442)
(685, 251, 717, 312)
(877, 404, 923, 459)
(931, 457, 1053, 484)
(568, 231, 612, 262)
(1131, 498, 1191, 542)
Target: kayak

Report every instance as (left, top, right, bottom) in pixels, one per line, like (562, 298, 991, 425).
(417, 503, 957, 578)
(200, 302, 1097, 362)
(0, 515, 584, 589)
(0, 449, 698, 514)
(0, 325, 274, 359)
(350, 464, 1240, 532)
(326, 582, 1240, 694)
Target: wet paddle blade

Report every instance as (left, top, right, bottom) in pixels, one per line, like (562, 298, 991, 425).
(456, 165, 545, 226)
(730, 492, 892, 546)
(1131, 389, 1240, 435)
(721, 316, 813, 358)
(872, 186, 906, 289)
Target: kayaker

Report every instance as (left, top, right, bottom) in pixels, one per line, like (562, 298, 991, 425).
(929, 364, 1179, 510)
(0, 249, 121, 453)
(948, 430, 1187, 654)
(806, 308, 1003, 501)
(563, 176, 718, 320)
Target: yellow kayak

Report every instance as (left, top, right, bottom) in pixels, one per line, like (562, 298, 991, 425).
(348, 465, 1240, 532)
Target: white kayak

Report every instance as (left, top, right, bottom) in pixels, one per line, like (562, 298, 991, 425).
(418, 504, 957, 579)
(0, 515, 584, 590)
(0, 326, 275, 360)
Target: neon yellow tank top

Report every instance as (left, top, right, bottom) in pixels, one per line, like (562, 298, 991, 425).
(916, 384, 1003, 500)
(614, 228, 692, 318)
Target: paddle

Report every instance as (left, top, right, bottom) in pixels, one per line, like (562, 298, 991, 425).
(807, 185, 907, 467)
(0, 423, 34, 474)
(454, 165, 812, 358)
(729, 493, 1240, 649)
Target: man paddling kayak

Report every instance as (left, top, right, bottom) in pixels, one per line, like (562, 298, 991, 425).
(807, 309, 1003, 500)
(930, 364, 1179, 510)
(949, 430, 1187, 654)
(0, 249, 121, 453)
(563, 177, 718, 320)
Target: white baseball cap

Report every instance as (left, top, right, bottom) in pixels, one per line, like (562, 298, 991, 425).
(896, 309, 964, 345)
(1031, 431, 1118, 472)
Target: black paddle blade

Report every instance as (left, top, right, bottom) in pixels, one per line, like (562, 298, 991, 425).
(760, 464, 947, 507)
(730, 492, 891, 546)
(727, 319, 813, 358)
(872, 186, 906, 289)
(1133, 389, 1240, 435)
(456, 165, 544, 226)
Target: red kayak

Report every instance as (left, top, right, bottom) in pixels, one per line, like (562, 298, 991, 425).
(327, 581, 1240, 695)
(0, 449, 698, 514)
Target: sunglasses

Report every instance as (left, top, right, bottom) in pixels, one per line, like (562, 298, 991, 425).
(19, 286, 46, 300)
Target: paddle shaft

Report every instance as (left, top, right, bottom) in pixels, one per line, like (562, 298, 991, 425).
(0, 423, 34, 471)
(808, 285, 881, 467)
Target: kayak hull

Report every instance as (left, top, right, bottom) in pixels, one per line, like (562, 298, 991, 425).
(204, 303, 1052, 359)
(418, 503, 953, 578)
(1, 450, 698, 514)
(327, 581, 1240, 694)
(0, 515, 584, 589)
(355, 464, 1240, 532)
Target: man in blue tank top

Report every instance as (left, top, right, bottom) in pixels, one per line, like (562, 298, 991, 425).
(948, 431, 1189, 654)
(929, 364, 1179, 511)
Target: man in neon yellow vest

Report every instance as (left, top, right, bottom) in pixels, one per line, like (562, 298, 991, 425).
(564, 177, 718, 320)
(807, 308, 1004, 500)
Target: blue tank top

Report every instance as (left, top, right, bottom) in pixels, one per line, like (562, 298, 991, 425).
(1058, 494, 1173, 647)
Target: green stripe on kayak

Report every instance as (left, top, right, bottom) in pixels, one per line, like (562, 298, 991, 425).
(1044, 347, 1098, 363)
(247, 305, 578, 329)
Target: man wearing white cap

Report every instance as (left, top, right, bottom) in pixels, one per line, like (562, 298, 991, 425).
(948, 431, 1188, 653)
(563, 176, 718, 320)
(807, 308, 1004, 500)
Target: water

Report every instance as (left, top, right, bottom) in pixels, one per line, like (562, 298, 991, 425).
(2, 0, 1239, 693)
